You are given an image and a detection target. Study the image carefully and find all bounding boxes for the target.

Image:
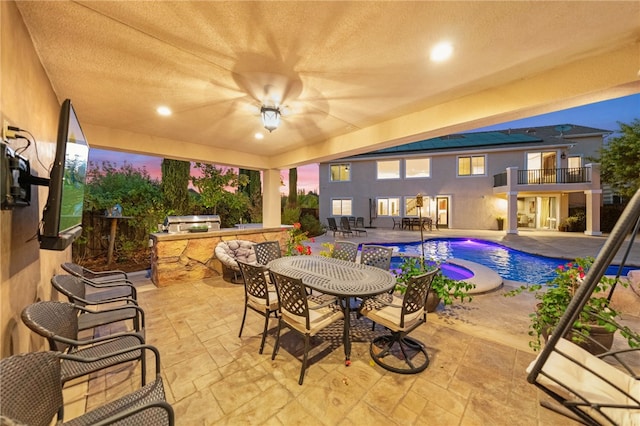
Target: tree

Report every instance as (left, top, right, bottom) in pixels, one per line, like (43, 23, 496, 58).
(161, 159, 191, 214)
(239, 168, 263, 223)
(597, 119, 640, 199)
(84, 161, 164, 257)
(288, 168, 298, 207)
(191, 163, 249, 227)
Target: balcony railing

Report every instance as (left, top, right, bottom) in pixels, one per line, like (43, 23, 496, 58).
(493, 167, 591, 187)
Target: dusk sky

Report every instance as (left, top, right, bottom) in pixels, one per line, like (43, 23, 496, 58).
(89, 93, 639, 194)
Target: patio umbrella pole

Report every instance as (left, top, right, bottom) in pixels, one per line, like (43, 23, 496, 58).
(417, 194, 425, 269)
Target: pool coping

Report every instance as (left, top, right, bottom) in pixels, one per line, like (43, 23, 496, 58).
(448, 258, 503, 294)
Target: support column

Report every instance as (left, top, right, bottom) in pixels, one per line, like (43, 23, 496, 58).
(506, 167, 519, 235)
(584, 163, 602, 236)
(584, 189, 602, 236)
(262, 169, 282, 228)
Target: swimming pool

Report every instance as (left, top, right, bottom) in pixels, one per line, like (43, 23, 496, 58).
(383, 238, 631, 284)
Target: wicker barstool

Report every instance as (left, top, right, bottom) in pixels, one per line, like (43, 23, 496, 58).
(0, 350, 174, 425)
(21, 301, 148, 385)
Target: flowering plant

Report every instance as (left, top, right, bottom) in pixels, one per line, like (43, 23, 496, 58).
(505, 257, 635, 351)
(393, 256, 474, 307)
(284, 222, 314, 256)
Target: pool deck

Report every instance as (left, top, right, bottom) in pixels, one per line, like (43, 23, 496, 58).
(314, 227, 640, 268)
(69, 227, 640, 425)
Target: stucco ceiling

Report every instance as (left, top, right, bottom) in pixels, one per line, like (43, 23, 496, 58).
(15, 1, 640, 170)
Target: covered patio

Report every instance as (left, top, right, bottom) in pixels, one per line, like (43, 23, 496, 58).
(66, 228, 640, 425)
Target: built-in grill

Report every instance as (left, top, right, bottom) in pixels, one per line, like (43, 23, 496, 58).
(161, 215, 221, 234)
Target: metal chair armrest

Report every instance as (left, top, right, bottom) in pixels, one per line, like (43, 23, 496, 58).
(58, 330, 145, 347)
(59, 343, 160, 374)
(90, 401, 175, 426)
(76, 303, 145, 328)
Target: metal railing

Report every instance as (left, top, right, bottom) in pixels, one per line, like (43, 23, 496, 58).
(493, 167, 591, 187)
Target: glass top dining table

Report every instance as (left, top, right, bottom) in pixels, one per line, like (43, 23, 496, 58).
(267, 255, 396, 364)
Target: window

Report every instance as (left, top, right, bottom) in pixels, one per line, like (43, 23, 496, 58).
(405, 158, 431, 178)
(458, 155, 485, 176)
(330, 163, 351, 181)
(331, 198, 352, 216)
(377, 160, 400, 179)
(377, 197, 400, 216)
(527, 151, 556, 170)
(404, 196, 430, 217)
(405, 197, 418, 216)
(568, 156, 581, 169)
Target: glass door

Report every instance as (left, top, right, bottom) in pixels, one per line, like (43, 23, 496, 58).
(436, 197, 449, 228)
(541, 196, 558, 229)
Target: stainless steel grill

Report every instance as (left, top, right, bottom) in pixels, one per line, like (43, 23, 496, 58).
(161, 215, 221, 234)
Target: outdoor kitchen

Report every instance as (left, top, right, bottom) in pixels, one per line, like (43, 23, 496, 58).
(150, 215, 288, 287)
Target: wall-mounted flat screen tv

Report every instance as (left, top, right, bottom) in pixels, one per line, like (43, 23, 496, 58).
(40, 99, 89, 251)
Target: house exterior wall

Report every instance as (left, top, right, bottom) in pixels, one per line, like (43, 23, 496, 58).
(1, 1, 68, 357)
(319, 132, 605, 231)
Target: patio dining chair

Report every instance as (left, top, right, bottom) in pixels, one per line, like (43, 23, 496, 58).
(269, 270, 344, 385)
(0, 350, 174, 426)
(21, 301, 148, 386)
(360, 244, 393, 270)
(254, 240, 282, 265)
(51, 274, 144, 333)
(360, 269, 438, 374)
(392, 217, 402, 229)
(331, 240, 358, 262)
(237, 260, 279, 354)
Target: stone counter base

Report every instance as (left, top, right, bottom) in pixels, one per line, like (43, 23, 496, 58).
(150, 227, 289, 287)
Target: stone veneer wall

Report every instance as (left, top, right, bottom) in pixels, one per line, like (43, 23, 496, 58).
(150, 227, 289, 287)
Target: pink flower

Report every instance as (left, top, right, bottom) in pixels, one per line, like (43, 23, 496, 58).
(293, 222, 301, 229)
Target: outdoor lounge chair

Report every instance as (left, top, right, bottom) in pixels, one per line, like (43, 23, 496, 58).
(360, 269, 438, 374)
(0, 350, 174, 425)
(339, 216, 354, 237)
(214, 239, 257, 283)
(21, 301, 148, 386)
(237, 260, 279, 354)
(269, 270, 344, 385)
(51, 274, 144, 332)
(326, 217, 341, 237)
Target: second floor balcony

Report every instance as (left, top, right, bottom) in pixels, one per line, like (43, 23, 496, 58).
(493, 166, 594, 190)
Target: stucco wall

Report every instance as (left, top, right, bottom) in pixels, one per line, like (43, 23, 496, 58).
(319, 135, 604, 231)
(1, 1, 70, 357)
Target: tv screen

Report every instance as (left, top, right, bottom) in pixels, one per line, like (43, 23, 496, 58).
(40, 99, 89, 251)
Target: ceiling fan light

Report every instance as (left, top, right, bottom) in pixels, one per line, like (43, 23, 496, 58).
(261, 106, 281, 132)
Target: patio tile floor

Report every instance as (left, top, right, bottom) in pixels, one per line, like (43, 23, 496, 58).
(73, 228, 640, 425)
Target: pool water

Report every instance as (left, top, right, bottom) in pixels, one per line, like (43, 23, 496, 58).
(382, 238, 632, 284)
(390, 259, 474, 281)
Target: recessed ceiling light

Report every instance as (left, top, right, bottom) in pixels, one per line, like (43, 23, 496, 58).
(157, 106, 172, 116)
(430, 42, 453, 62)
(254, 133, 264, 140)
